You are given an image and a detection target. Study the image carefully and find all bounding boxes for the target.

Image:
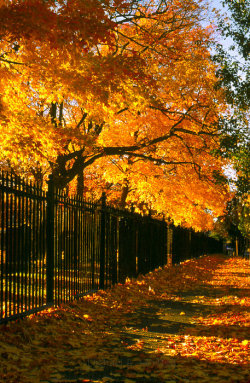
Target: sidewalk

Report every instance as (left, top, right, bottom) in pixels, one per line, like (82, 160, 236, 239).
(0, 255, 249, 383)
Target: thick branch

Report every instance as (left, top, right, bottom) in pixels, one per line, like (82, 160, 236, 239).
(52, 111, 215, 187)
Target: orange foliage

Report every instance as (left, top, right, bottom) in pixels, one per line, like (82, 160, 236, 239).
(0, 0, 231, 229)
(0, 255, 249, 382)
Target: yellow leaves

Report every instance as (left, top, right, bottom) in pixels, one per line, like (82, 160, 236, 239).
(0, 1, 230, 232)
(83, 314, 92, 320)
(148, 286, 155, 294)
(0, 256, 250, 382)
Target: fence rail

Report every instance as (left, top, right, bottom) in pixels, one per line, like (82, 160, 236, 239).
(0, 171, 222, 323)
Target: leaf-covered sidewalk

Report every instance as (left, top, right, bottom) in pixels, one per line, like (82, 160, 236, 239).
(0, 255, 249, 383)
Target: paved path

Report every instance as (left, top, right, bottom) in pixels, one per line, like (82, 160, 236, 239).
(0, 255, 249, 383)
(62, 255, 250, 383)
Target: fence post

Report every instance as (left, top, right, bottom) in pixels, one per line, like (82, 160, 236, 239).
(46, 175, 54, 305)
(111, 215, 118, 285)
(167, 223, 173, 266)
(99, 192, 106, 289)
(161, 217, 166, 267)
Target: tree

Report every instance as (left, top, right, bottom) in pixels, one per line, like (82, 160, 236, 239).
(212, 0, 249, 240)
(80, 153, 229, 231)
(0, 0, 231, 229)
(213, 0, 249, 188)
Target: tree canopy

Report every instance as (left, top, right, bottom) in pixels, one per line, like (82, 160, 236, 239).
(212, 0, 249, 240)
(0, 0, 232, 230)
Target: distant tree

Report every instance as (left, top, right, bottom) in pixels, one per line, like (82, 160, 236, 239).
(212, 0, 249, 241)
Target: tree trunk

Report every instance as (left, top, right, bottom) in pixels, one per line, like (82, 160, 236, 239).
(50, 102, 57, 126)
(77, 170, 84, 196)
(120, 185, 129, 209)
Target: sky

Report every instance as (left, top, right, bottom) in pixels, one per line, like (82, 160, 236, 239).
(204, 0, 235, 51)
(201, 0, 247, 67)
(201, 0, 248, 186)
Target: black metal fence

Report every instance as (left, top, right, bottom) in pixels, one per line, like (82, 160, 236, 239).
(0, 171, 222, 323)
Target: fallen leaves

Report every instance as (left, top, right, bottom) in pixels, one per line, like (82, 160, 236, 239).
(0, 255, 249, 382)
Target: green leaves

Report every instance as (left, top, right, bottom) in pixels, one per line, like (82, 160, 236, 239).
(212, 2, 249, 240)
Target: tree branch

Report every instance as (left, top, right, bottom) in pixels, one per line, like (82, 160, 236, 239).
(76, 113, 88, 129)
(122, 152, 201, 169)
(0, 57, 25, 65)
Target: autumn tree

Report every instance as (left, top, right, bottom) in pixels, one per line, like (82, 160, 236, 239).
(212, 0, 249, 241)
(0, 0, 231, 229)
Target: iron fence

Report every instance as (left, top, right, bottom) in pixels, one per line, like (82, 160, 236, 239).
(0, 172, 47, 322)
(0, 171, 222, 323)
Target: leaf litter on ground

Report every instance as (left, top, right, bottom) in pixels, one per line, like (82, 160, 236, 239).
(0, 255, 249, 382)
